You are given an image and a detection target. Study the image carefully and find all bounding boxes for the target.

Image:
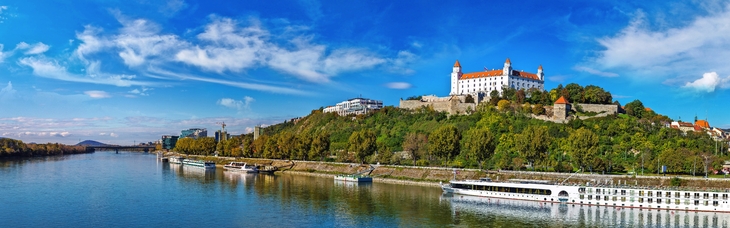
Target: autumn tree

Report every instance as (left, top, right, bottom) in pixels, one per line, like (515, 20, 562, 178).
(310, 131, 330, 161)
(429, 125, 461, 165)
(497, 100, 511, 111)
(463, 127, 496, 169)
(402, 132, 428, 165)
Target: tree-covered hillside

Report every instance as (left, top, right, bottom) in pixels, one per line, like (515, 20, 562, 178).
(0, 138, 88, 157)
(182, 83, 724, 176)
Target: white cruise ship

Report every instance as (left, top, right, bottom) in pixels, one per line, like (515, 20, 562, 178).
(442, 178, 730, 213)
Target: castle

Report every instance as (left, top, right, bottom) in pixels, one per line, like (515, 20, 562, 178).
(450, 58, 544, 96)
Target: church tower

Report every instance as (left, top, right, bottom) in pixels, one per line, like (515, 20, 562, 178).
(537, 65, 544, 81)
(502, 58, 512, 76)
(450, 60, 462, 95)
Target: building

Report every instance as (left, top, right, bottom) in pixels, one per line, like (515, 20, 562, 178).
(161, 135, 179, 150)
(323, 98, 383, 116)
(450, 58, 544, 96)
(180, 128, 207, 139)
(215, 130, 230, 142)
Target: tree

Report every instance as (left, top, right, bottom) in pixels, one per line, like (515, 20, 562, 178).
(429, 125, 461, 165)
(516, 89, 526, 104)
(348, 129, 377, 163)
(565, 83, 584, 103)
(566, 127, 599, 172)
(277, 132, 296, 159)
(516, 125, 551, 170)
(465, 94, 475, 103)
(403, 132, 428, 165)
(624, 99, 646, 118)
(532, 104, 545, 115)
(463, 127, 496, 169)
(497, 99, 511, 111)
(295, 134, 312, 160)
(310, 131, 330, 161)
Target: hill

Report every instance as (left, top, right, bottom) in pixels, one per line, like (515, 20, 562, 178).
(76, 140, 108, 146)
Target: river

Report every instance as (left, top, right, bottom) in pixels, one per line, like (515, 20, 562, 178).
(1, 152, 728, 227)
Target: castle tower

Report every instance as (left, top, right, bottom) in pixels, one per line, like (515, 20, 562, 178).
(450, 60, 462, 95)
(553, 96, 571, 120)
(502, 58, 512, 76)
(537, 65, 544, 81)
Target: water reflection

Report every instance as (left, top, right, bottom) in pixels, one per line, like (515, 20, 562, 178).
(444, 194, 730, 228)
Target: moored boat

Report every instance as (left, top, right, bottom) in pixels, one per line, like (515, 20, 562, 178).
(334, 174, 373, 182)
(182, 159, 216, 169)
(168, 156, 185, 164)
(223, 162, 258, 173)
(442, 177, 730, 213)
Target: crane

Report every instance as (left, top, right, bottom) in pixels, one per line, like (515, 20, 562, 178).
(216, 121, 227, 141)
(216, 121, 226, 132)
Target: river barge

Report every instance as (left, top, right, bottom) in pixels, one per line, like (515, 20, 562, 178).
(442, 178, 730, 213)
(334, 174, 373, 182)
(182, 159, 216, 169)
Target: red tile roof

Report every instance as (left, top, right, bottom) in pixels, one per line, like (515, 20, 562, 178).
(505, 58, 511, 64)
(694, 125, 703, 131)
(460, 70, 503, 79)
(454, 60, 461, 68)
(538, 65, 543, 70)
(554, 96, 569, 104)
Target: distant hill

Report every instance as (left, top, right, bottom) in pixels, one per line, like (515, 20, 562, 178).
(76, 140, 108, 146)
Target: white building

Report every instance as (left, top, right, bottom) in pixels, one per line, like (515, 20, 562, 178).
(324, 98, 383, 116)
(450, 58, 544, 96)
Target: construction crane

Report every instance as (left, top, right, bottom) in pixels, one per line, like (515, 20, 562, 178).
(216, 121, 226, 132)
(216, 121, 227, 141)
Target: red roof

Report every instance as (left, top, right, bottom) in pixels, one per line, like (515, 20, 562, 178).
(459, 69, 540, 80)
(695, 120, 710, 128)
(505, 58, 511, 64)
(454, 60, 461, 68)
(554, 96, 569, 104)
(694, 125, 703, 131)
(538, 65, 543, 70)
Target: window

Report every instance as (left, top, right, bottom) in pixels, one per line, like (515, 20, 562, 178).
(714, 201, 719, 206)
(639, 191, 644, 196)
(648, 191, 653, 197)
(695, 193, 700, 199)
(685, 193, 691, 198)
(621, 190, 626, 195)
(704, 193, 709, 199)
(639, 198, 644, 203)
(666, 192, 672, 198)
(694, 200, 700, 205)
(588, 195, 593, 200)
(724, 194, 728, 200)
(714, 194, 719, 199)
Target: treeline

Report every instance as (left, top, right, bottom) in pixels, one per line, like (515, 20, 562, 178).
(204, 83, 722, 176)
(0, 138, 89, 157)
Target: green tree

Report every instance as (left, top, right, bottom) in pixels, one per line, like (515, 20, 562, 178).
(429, 125, 461, 165)
(516, 89, 526, 104)
(516, 125, 551, 170)
(348, 129, 377, 163)
(277, 132, 296, 159)
(310, 131, 331, 161)
(532, 104, 545, 115)
(566, 127, 599, 172)
(295, 134, 312, 160)
(497, 99, 511, 111)
(463, 127, 496, 169)
(624, 99, 646, 118)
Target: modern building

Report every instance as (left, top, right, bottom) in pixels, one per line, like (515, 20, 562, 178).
(450, 58, 544, 96)
(323, 98, 383, 116)
(161, 135, 179, 150)
(180, 128, 207, 139)
(215, 130, 230, 142)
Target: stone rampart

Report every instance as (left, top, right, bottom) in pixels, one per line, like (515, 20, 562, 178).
(573, 103, 619, 114)
(399, 99, 475, 115)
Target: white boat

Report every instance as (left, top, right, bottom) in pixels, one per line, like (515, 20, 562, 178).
(223, 162, 259, 173)
(168, 156, 185, 164)
(442, 177, 730, 213)
(334, 174, 373, 182)
(182, 159, 216, 169)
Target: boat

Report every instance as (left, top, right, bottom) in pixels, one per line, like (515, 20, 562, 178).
(223, 162, 259, 173)
(334, 174, 373, 182)
(442, 177, 730, 213)
(168, 156, 185, 164)
(182, 159, 216, 169)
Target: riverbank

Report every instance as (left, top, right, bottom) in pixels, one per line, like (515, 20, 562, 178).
(164, 152, 730, 190)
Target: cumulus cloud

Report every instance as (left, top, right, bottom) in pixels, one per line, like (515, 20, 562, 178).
(682, 72, 730, 93)
(84, 90, 111, 98)
(592, 6, 730, 82)
(385, 82, 412, 89)
(217, 96, 254, 110)
(0, 81, 16, 101)
(573, 66, 619, 77)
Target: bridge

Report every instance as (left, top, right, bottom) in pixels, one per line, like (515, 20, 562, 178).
(87, 145, 156, 153)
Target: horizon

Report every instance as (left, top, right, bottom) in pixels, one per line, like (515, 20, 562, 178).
(2, 0, 730, 145)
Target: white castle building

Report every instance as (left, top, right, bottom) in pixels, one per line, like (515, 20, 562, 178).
(450, 58, 544, 96)
(323, 98, 383, 116)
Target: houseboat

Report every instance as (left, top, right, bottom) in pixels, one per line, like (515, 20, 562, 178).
(182, 159, 216, 169)
(168, 156, 185, 164)
(442, 178, 730, 213)
(223, 162, 259, 173)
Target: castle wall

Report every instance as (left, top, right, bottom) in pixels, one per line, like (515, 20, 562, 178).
(573, 103, 619, 115)
(399, 99, 475, 115)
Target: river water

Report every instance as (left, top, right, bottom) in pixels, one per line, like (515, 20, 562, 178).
(1, 152, 729, 228)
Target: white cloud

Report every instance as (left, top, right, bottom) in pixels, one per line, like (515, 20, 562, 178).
(128, 87, 151, 96)
(146, 67, 308, 95)
(84, 90, 111, 98)
(50, 132, 71, 137)
(160, 0, 187, 16)
(0, 44, 7, 62)
(110, 132, 118, 137)
(0, 81, 16, 101)
(682, 72, 730, 93)
(593, 6, 730, 82)
(0, 5, 7, 23)
(573, 66, 619, 77)
(385, 82, 412, 89)
(15, 42, 50, 55)
(217, 96, 254, 110)
(19, 57, 151, 87)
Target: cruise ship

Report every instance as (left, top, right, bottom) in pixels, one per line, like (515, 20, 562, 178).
(442, 178, 730, 213)
(182, 159, 216, 169)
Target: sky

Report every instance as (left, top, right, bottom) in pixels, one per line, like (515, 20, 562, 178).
(1, 0, 730, 145)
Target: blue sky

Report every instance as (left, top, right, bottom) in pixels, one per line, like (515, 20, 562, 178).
(1, 0, 730, 145)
